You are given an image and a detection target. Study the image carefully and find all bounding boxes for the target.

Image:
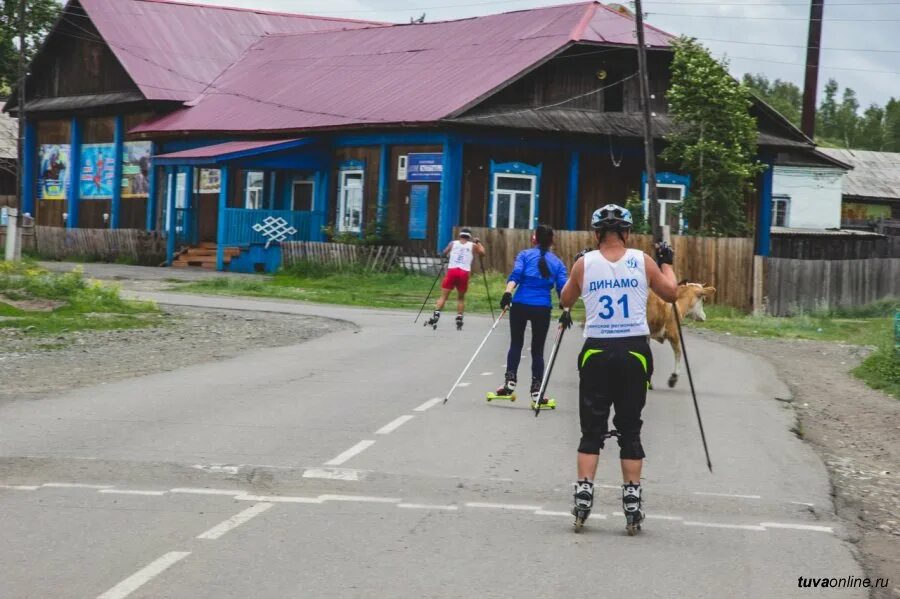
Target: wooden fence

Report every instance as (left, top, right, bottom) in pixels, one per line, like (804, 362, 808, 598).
(281, 241, 401, 272)
(32, 226, 166, 265)
(765, 258, 900, 316)
(459, 227, 755, 311)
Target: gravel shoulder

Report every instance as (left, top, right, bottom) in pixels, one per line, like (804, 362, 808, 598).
(693, 329, 900, 596)
(0, 305, 353, 402)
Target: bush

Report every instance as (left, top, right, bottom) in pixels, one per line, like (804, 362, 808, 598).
(321, 221, 399, 246)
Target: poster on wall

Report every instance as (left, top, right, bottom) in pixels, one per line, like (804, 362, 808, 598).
(38, 144, 70, 200)
(407, 153, 443, 182)
(198, 169, 221, 194)
(842, 202, 891, 221)
(408, 184, 429, 240)
(80, 143, 116, 198)
(121, 141, 152, 198)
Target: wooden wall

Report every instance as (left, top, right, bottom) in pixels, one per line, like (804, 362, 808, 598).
(578, 149, 644, 227)
(120, 198, 148, 230)
(78, 200, 111, 228)
(771, 234, 899, 259)
(386, 144, 442, 253)
(331, 147, 380, 230)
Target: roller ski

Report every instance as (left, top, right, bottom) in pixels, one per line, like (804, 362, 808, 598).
(424, 310, 440, 330)
(455, 314, 464, 331)
(530, 377, 556, 410)
(486, 371, 517, 402)
(622, 482, 644, 536)
(572, 479, 593, 531)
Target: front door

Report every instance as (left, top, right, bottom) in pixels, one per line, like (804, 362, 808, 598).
(338, 170, 363, 233)
(291, 177, 314, 211)
(492, 174, 536, 229)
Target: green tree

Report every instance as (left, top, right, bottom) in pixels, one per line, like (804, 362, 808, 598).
(0, 0, 60, 95)
(817, 78, 839, 140)
(885, 98, 900, 152)
(742, 73, 802, 127)
(662, 37, 765, 236)
(834, 87, 861, 147)
(857, 105, 885, 150)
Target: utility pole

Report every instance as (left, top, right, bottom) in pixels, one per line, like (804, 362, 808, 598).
(17, 0, 26, 212)
(801, 0, 824, 139)
(633, 0, 660, 240)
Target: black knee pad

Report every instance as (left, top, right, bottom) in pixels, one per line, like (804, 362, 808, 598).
(618, 432, 645, 460)
(577, 435, 605, 455)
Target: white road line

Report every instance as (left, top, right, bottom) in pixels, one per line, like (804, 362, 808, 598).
(235, 494, 321, 504)
(99, 489, 166, 496)
(375, 415, 415, 435)
(414, 397, 443, 412)
(790, 501, 816, 507)
(302, 468, 361, 481)
(645, 514, 684, 521)
(197, 503, 274, 540)
(97, 551, 191, 599)
(594, 484, 622, 490)
(466, 502, 543, 511)
(43, 483, 113, 489)
(398, 503, 459, 511)
(319, 494, 401, 504)
(0, 485, 40, 491)
(324, 440, 376, 466)
(480, 372, 494, 376)
(684, 521, 766, 531)
(457, 382, 471, 388)
(760, 522, 834, 533)
(169, 488, 243, 496)
(693, 491, 762, 499)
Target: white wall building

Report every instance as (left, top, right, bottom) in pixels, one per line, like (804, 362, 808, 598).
(771, 165, 845, 229)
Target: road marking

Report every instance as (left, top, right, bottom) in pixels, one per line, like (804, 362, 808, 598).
(324, 440, 375, 466)
(97, 551, 191, 599)
(398, 503, 458, 511)
(170, 488, 243, 496)
(693, 491, 762, 499)
(645, 514, 684, 521)
(457, 382, 470, 388)
(480, 372, 493, 376)
(594, 484, 622, 490)
(414, 397, 443, 412)
(790, 501, 816, 507)
(319, 494, 401, 504)
(302, 468, 361, 481)
(760, 522, 834, 533)
(375, 415, 414, 435)
(0, 485, 40, 491)
(684, 521, 766, 531)
(43, 483, 113, 489)
(466, 502, 543, 511)
(197, 503, 274, 540)
(99, 489, 166, 496)
(235, 494, 321, 504)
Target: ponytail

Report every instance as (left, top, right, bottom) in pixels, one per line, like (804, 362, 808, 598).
(535, 224, 553, 279)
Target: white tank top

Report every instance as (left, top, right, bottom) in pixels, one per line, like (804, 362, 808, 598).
(582, 248, 650, 338)
(448, 240, 474, 271)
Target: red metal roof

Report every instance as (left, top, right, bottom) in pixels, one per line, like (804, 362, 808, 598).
(154, 139, 305, 160)
(79, 0, 382, 102)
(133, 1, 674, 135)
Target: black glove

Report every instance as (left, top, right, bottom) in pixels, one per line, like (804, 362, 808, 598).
(574, 247, 592, 262)
(558, 310, 573, 330)
(474, 237, 481, 244)
(655, 241, 674, 267)
(500, 292, 513, 310)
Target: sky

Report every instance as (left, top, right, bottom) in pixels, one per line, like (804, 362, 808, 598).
(181, 0, 900, 110)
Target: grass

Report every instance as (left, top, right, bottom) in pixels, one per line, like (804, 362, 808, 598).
(689, 299, 899, 398)
(175, 261, 586, 320)
(0, 261, 161, 336)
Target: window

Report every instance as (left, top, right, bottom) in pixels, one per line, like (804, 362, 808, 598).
(291, 177, 314, 211)
(772, 195, 790, 227)
(644, 181, 687, 234)
(245, 171, 264, 210)
(491, 174, 536, 229)
(338, 170, 364, 232)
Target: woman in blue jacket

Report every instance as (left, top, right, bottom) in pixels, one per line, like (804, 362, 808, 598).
(491, 224, 568, 407)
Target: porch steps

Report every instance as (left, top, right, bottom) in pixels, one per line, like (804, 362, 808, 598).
(172, 245, 241, 270)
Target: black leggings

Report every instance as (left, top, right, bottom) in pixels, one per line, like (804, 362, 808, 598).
(506, 303, 551, 381)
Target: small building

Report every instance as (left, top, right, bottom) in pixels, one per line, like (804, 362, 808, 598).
(769, 149, 850, 229)
(0, 107, 17, 204)
(818, 148, 900, 232)
(5, 0, 828, 271)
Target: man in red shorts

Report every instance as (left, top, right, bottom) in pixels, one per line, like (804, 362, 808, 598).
(425, 228, 485, 330)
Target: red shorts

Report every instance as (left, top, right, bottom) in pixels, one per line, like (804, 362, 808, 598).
(442, 268, 470, 293)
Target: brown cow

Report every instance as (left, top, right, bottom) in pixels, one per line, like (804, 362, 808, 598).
(647, 283, 717, 388)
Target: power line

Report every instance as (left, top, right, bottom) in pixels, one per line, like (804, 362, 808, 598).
(697, 37, 900, 54)
(724, 54, 900, 75)
(650, 12, 900, 22)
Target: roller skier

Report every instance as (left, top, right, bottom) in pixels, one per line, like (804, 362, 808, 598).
(425, 228, 485, 330)
(559, 204, 677, 533)
(487, 224, 568, 410)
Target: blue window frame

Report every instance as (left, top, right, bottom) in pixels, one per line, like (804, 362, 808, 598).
(488, 161, 542, 229)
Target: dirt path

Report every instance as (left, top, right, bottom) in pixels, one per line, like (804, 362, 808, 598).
(693, 330, 899, 596)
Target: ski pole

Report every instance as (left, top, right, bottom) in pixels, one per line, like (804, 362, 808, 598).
(443, 307, 509, 404)
(479, 254, 495, 322)
(534, 309, 569, 417)
(672, 300, 713, 473)
(415, 261, 445, 324)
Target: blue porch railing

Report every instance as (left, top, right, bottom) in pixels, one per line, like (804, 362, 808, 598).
(222, 209, 324, 246)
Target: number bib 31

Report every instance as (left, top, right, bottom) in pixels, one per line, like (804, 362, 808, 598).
(581, 249, 650, 338)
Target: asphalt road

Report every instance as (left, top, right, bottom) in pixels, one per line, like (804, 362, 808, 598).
(0, 291, 867, 598)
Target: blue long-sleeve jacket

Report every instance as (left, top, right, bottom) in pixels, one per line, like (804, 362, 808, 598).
(508, 247, 568, 307)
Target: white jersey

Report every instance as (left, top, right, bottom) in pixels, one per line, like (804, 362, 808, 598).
(448, 240, 475, 271)
(582, 248, 650, 338)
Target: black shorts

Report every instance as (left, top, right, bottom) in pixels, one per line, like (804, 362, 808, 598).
(577, 336, 653, 458)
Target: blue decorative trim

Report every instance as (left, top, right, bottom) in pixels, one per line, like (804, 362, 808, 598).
(146, 144, 157, 230)
(437, 137, 462, 250)
(165, 166, 176, 265)
(566, 151, 580, 231)
(67, 117, 82, 229)
(216, 167, 229, 270)
(339, 159, 365, 171)
(756, 156, 774, 256)
(21, 121, 36, 217)
(488, 160, 543, 229)
(641, 171, 692, 229)
(154, 138, 318, 166)
(377, 144, 389, 224)
(111, 115, 124, 229)
(332, 133, 445, 147)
